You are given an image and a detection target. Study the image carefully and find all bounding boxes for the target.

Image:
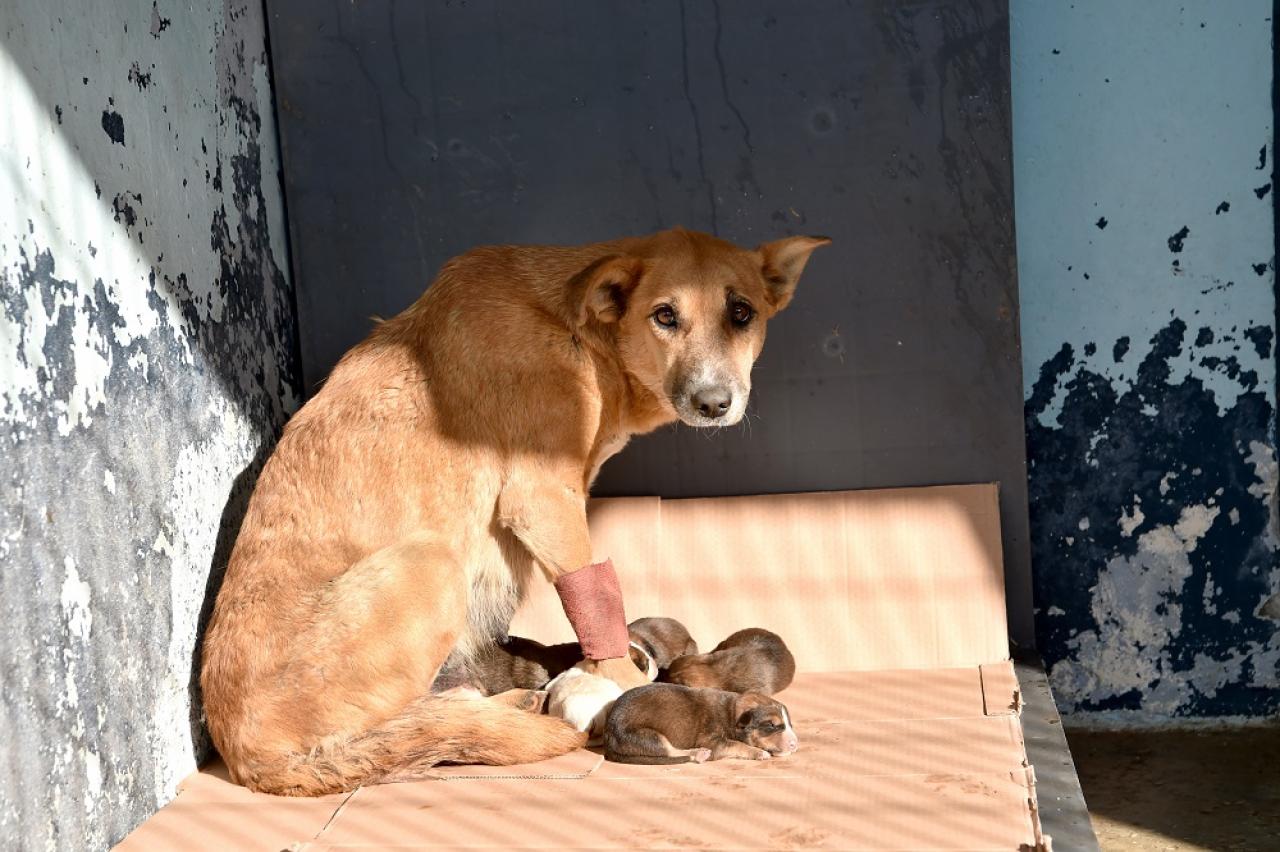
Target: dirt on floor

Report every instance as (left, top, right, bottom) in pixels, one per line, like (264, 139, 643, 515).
(1067, 725, 1280, 852)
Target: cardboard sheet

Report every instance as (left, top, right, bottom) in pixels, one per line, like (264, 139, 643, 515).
(117, 485, 1047, 851)
(512, 485, 1009, 671)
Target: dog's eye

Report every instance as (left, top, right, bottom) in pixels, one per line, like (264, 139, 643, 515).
(653, 305, 678, 328)
(730, 302, 754, 326)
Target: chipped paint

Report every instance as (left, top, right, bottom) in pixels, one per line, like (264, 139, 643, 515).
(0, 1, 299, 848)
(1013, 0, 1277, 724)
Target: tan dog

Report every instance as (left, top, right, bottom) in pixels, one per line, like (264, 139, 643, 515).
(200, 227, 828, 795)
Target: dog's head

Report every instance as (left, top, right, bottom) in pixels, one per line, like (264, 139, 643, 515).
(572, 229, 829, 427)
(732, 692, 799, 756)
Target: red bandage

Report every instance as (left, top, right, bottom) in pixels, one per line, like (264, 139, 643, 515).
(554, 558, 630, 660)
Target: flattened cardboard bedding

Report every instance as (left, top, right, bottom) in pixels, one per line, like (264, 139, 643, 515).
(118, 485, 1051, 851)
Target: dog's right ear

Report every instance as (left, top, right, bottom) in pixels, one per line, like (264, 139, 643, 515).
(568, 254, 644, 326)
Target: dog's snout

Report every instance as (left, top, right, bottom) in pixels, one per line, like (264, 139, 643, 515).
(691, 387, 732, 419)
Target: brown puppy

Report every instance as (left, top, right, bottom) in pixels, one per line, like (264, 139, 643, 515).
(200, 228, 828, 795)
(604, 683, 798, 764)
(445, 636, 584, 695)
(665, 628, 795, 695)
(627, 617, 699, 673)
(450, 629, 659, 696)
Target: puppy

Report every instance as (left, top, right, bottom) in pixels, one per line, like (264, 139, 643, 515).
(545, 665, 625, 743)
(454, 637, 584, 695)
(627, 617, 699, 673)
(453, 633, 659, 696)
(664, 628, 795, 695)
(604, 683, 798, 764)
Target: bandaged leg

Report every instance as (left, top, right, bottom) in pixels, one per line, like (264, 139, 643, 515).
(554, 558, 630, 660)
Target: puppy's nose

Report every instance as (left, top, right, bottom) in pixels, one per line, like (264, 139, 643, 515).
(691, 387, 732, 418)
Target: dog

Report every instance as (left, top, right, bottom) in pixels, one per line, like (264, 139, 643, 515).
(626, 616, 699, 673)
(451, 629, 659, 696)
(604, 682, 799, 764)
(664, 628, 795, 695)
(544, 665, 624, 742)
(200, 228, 829, 795)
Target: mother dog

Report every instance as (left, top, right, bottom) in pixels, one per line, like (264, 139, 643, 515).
(200, 227, 827, 795)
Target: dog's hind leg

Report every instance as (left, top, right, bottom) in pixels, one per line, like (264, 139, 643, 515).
(241, 534, 471, 754)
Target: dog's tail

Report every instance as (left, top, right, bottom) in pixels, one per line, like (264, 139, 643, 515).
(243, 695, 587, 796)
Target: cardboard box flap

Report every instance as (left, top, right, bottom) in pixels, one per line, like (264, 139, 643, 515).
(118, 665, 1046, 851)
(308, 667, 1041, 850)
(514, 484, 1009, 671)
(981, 660, 1024, 716)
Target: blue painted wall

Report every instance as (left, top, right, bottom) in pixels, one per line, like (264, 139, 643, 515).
(1012, 1, 1278, 723)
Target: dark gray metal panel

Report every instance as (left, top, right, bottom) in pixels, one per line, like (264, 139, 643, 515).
(264, 0, 1033, 646)
(1016, 658, 1102, 851)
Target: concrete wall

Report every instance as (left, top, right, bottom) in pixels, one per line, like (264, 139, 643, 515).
(0, 1, 298, 848)
(1012, 1, 1278, 723)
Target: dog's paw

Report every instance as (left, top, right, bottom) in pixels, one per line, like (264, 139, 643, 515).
(688, 748, 713, 764)
(754, 750, 773, 760)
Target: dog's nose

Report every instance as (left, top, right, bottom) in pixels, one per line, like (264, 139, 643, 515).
(691, 387, 732, 418)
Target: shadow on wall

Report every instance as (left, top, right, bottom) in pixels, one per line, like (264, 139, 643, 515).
(0, 1, 299, 848)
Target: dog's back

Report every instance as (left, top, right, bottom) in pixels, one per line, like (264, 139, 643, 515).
(627, 617, 699, 671)
(665, 628, 795, 695)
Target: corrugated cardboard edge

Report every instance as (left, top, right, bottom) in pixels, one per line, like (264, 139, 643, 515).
(1018, 765, 1054, 852)
(981, 660, 1022, 716)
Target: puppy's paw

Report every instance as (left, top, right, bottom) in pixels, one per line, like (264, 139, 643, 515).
(688, 748, 713, 764)
(751, 748, 772, 760)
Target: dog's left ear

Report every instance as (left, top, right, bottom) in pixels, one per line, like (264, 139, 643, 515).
(757, 235, 831, 311)
(569, 254, 644, 326)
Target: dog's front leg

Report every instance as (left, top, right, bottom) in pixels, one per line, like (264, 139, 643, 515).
(497, 467, 648, 691)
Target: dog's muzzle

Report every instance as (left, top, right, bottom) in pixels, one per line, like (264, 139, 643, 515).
(674, 379, 747, 427)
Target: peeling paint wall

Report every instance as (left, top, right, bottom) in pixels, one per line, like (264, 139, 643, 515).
(0, 1, 299, 848)
(1012, 2, 1278, 723)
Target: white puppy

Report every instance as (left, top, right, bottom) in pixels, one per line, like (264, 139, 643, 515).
(545, 665, 624, 744)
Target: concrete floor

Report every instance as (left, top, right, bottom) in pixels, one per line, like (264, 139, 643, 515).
(1068, 725, 1280, 851)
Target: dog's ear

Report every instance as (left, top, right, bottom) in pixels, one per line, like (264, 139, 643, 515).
(569, 254, 644, 326)
(733, 692, 768, 728)
(756, 235, 831, 311)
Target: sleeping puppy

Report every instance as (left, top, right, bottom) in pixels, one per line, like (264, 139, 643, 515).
(664, 628, 795, 695)
(604, 683, 798, 764)
(441, 633, 658, 696)
(544, 638, 660, 742)
(544, 666, 624, 742)
(458, 637, 584, 695)
(627, 617, 699, 673)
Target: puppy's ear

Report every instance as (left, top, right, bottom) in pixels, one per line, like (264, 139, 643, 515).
(756, 235, 831, 312)
(733, 692, 768, 728)
(569, 254, 644, 326)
